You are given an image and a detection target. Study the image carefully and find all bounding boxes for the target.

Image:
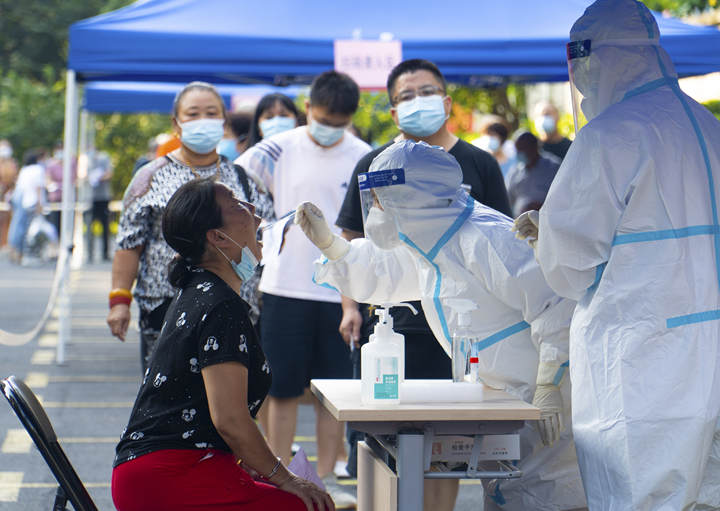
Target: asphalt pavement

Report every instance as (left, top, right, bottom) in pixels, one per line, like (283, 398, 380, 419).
(0, 254, 484, 510)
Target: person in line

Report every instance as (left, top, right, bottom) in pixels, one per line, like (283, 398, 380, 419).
(334, 58, 511, 506)
(217, 111, 254, 163)
(514, 0, 720, 508)
(506, 131, 560, 217)
(533, 102, 572, 160)
(482, 122, 515, 178)
(86, 150, 114, 262)
(298, 140, 586, 511)
(8, 149, 46, 264)
(112, 178, 333, 511)
(107, 81, 272, 372)
(245, 93, 301, 151)
(0, 139, 19, 248)
(237, 71, 369, 509)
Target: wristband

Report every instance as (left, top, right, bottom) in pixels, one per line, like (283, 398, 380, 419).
(109, 295, 132, 308)
(109, 288, 133, 299)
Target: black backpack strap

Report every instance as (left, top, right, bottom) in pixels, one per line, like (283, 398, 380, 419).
(233, 163, 252, 201)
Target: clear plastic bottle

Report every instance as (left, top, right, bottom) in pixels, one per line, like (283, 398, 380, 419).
(361, 306, 404, 405)
(446, 299, 478, 383)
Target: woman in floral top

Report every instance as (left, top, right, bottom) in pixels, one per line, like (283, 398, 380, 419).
(107, 81, 272, 371)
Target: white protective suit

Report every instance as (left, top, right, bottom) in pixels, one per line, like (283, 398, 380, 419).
(535, 1, 720, 509)
(314, 140, 586, 510)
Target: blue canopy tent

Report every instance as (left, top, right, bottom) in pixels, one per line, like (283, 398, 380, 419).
(68, 0, 720, 86)
(82, 81, 305, 114)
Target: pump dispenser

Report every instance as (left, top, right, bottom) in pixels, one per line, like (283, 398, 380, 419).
(361, 302, 417, 405)
(446, 299, 480, 383)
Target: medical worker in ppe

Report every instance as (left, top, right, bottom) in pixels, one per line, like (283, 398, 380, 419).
(296, 140, 587, 511)
(513, 0, 720, 509)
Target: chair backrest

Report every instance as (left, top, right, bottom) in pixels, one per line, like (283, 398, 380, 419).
(1, 375, 98, 511)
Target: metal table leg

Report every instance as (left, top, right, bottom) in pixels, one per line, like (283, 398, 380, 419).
(396, 429, 424, 511)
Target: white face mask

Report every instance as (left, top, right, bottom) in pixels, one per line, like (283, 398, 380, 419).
(0, 145, 12, 159)
(365, 207, 401, 249)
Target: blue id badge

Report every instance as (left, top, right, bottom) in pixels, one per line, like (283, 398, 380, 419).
(358, 168, 405, 190)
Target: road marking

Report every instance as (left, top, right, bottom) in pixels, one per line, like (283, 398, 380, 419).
(30, 350, 54, 365)
(58, 436, 118, 443)
(293, 435, 317, 442)
(0, 472, 23, 501)
(43, 401, 133, 408)
(61, 355, 137, 362)
(0, 482, 110, 489)
(25, 372, 49, 388)
(49, 375, 138, 383)
(38, 334, 57, 347)
(1, 430, 32, 453)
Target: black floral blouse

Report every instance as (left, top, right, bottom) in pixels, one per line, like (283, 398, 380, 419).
(114, 268, 271, 466)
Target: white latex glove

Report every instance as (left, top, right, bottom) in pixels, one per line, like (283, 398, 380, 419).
(295, 201, 349, 260)
(532, 383, 564, 446)
(511, 210, 539, 248)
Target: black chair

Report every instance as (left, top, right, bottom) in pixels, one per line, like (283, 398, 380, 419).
(1, 375, 98, 511)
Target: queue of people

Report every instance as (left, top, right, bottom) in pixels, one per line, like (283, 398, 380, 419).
(103, 0, 720, 510)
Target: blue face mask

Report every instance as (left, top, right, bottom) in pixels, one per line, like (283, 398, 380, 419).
(540, 115, 556, 135)
(179, 118, 225, 154)
(396, 95, 447, 137)
(216, 138, 240, 162)
(487, 136, 501, 153)
(260, 116, 296, 139)
(516, 152, 529, 166)
(308, 120, 346, 147)
(215, 231, 259, 281)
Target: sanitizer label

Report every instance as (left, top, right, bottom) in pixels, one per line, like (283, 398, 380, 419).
(373, 357, 399, 400)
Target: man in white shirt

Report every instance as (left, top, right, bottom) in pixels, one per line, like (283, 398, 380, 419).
(237, 70, 370, 508)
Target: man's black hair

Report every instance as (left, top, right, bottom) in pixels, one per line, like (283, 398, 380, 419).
(309, 71, 360, 116)
(386, 59, 447, 104)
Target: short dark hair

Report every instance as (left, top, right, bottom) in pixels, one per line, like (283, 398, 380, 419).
(386, 59, 446, 104)
(228, 112, 253, 140)
(247, 93, 300, 148)
(23, 148, 44, 166)
(487, 123, 509, 144)
(163, 178, 224, 288)
(309, 71, 360, 116)
(172, 81, 227, 120)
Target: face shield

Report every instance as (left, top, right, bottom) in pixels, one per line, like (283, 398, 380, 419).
(358, 168, 406, 249)
(567, 39, 592, 134)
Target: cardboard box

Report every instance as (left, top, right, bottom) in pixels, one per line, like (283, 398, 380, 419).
(430, 434, 520, 462)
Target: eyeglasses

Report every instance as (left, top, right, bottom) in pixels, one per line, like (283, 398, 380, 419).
(392, 85, 445, 105)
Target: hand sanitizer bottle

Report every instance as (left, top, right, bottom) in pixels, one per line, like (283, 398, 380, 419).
(361, 305, 410, 405)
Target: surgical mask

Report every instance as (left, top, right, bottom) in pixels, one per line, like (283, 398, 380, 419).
(217, 138, 240, 162)
(179, 118, 225, 154)
(540, 116, 556, 134)
(487, 136, 501, 153)
(364, 207, 401, 249)
(396, 95, 447, 137)
(214, 230, 259, 281)
(308, 120, 346, 147)
(516, 152, 529, 166)
(260, 116, 296, 139)
(0, 145, 12, 159)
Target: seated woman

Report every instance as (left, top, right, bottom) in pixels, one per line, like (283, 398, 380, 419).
(112, 178, 333, 511)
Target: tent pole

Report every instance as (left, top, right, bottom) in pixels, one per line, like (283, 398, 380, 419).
(57, 70, 78, 365)
(73, 109, 90, 270)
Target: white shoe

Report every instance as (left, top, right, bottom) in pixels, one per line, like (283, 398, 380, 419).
(321, 474, 357, 509)
(334, 460, 351, 479)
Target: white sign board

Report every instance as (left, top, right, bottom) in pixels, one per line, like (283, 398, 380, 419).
(334, 39, 402, 90)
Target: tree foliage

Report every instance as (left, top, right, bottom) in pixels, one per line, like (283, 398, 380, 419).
(641, 0, 717, 16)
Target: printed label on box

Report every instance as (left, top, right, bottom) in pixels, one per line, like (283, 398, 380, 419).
(430, 435, 520, 462)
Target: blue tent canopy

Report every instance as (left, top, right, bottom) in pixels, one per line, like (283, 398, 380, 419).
(69, 0, 720, 86)
(82, 81, 305, 113)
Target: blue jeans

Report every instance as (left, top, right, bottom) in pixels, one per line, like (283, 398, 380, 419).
(8, 199, 34, 254)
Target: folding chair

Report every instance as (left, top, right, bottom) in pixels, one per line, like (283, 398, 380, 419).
(1, 375, 98, 511)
